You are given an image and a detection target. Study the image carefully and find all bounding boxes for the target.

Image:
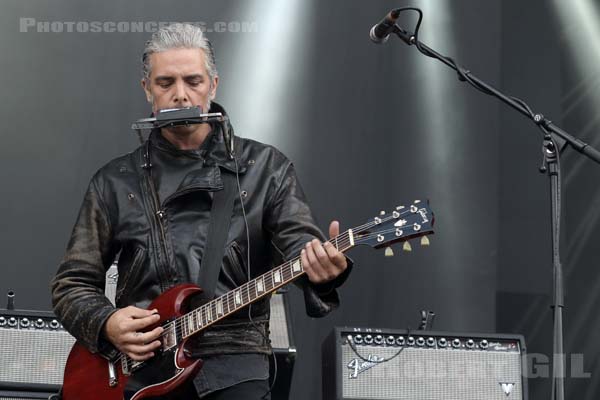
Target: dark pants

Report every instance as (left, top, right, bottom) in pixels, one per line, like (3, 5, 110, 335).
(166, 379, 271, 399)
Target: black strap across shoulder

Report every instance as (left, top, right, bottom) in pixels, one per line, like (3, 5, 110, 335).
(196, 169, 237, 300)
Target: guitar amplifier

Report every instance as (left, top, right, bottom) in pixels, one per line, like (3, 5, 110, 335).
(0, 309, 74, 399)
(323, 327, 528, 400)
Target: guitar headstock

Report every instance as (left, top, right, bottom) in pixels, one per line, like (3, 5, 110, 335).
(352, 200, 434, 254)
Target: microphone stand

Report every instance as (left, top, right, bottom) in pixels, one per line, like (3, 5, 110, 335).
(388, 20, 600, 400)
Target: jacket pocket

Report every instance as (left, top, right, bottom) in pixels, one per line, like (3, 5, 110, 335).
(226, 241, 249, 284)
(115, 246, 147, 305)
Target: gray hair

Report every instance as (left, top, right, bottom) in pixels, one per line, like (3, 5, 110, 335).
(142, 23, 218, 84)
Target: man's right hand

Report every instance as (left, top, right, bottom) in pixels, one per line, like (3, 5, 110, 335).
(103, 306, 164, 361)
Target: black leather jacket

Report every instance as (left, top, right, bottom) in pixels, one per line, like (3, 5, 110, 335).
(51, 103, 349, 359)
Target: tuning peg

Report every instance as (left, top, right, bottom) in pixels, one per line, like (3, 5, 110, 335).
(380, 210, 385, 216)
(403, 241, 412, 252)
(420, 236, 430, 246)
(385, 247, 394, 257)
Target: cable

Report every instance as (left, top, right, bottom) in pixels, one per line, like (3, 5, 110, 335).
(232, 152, 277, 400)
(346, 328, 412, 365)
(394, 7, 542, 130)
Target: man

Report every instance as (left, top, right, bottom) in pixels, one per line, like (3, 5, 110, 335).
(51, 23, 349, 399)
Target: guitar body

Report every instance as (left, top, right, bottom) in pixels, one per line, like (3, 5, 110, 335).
(62, 284, 204, 400)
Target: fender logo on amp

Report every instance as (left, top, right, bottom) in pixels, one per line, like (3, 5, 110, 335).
(347, 355, 384, 379)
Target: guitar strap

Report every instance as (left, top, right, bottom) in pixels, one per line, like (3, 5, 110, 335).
(196, 168, 237, 300)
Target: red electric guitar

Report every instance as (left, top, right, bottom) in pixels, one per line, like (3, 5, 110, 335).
(61, 200, 434, 399)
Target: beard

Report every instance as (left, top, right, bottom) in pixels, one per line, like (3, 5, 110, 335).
(161, 99, 212, 139)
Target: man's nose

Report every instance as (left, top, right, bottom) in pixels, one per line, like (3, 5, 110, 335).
(173, 81, 189, 105)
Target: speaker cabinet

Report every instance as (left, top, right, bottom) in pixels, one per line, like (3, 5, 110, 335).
(268, 289, 296, 400)
(323, 327, 527, 400)
(0, 309, 74, 398)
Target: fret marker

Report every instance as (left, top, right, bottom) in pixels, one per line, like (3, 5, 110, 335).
(235, 290, 242, 305)
(274, 270, 282, 283)
(292, 259, 301, 273)
(187, 316, 193, 334)
(216, 300, 223, 316)
(257, 279, 264, 292)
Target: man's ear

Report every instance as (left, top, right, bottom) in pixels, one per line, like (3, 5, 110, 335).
(209, 75, 219, 100)
(141, 78, 152, 103)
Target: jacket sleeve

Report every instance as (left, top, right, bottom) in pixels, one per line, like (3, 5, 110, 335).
(264, 160, 352, 318)
(50, 175, 120, 357)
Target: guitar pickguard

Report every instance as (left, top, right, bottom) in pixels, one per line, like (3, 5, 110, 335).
(124, 347, 183, 400)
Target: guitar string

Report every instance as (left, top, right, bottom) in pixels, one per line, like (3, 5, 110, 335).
(161, 207, 428, 341)
(119, 206, 430, 367)
(120, 233, 425, 369)
(169, 224, 431, 340)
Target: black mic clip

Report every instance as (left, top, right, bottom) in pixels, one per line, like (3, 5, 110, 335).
(418, 310, 435, 330)
(131, 106, 235, 160)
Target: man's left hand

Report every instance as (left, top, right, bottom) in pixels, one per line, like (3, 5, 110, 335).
(301, 220, 348, 284)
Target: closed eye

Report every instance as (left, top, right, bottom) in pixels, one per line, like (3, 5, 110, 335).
(155, 77, 174, 88)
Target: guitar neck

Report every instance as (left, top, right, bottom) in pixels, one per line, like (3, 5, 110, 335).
(177, 230, 355, 339)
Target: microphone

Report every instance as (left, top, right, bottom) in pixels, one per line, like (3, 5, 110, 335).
(369, 9, 401, 44)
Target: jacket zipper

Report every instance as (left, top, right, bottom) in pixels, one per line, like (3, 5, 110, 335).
(144, 173, 172, 292)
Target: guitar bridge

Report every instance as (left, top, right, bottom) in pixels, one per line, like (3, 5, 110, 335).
(108, 360, 118, 387)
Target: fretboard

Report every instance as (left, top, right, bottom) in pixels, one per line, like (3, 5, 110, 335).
(177, 231, 354, 339)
